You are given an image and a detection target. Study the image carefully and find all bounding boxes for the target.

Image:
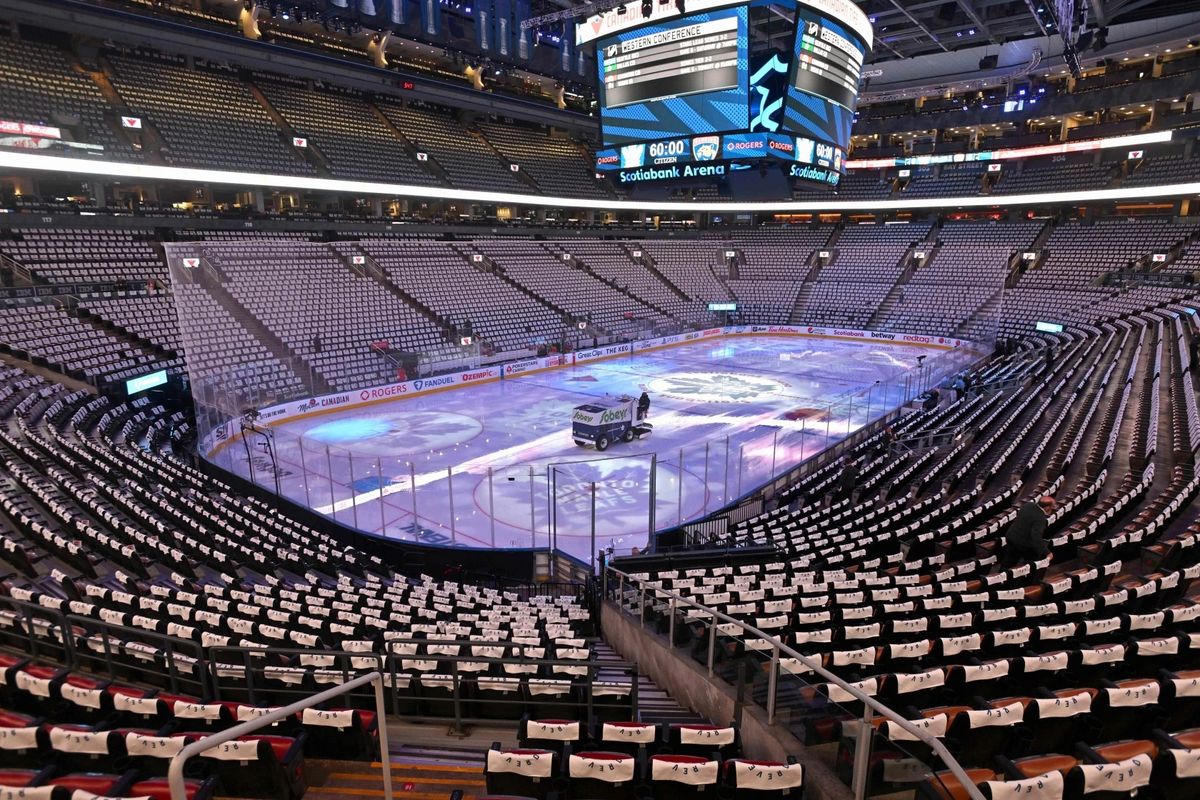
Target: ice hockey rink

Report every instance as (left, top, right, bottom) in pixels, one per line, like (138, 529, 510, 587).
(222, 335, 965, 563)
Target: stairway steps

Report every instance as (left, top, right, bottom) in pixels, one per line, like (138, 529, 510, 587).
(590, 640, 705, 724)
(388, 747, 488, 765)
(306, 758, 484, 800)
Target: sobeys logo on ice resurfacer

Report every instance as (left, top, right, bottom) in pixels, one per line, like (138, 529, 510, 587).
(600, 407, 630, 423)
(572, 405, 631, 425)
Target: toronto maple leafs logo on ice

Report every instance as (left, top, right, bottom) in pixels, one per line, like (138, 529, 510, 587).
(648, 372, 788, 403)
(303, 411, 482, 456)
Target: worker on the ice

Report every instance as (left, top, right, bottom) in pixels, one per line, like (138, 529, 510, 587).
(638, 391, 651, 420)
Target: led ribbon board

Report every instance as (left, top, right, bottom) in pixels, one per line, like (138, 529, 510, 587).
(1, 151, 1197, 213)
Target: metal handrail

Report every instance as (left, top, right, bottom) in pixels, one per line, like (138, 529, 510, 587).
(66, 613, 208, 697)
(604, 565, 986, 800)
(167, 671, 393, 800)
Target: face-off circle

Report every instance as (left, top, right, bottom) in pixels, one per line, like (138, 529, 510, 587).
(647, 372, 789, 403)
(303, 411, 483, 456)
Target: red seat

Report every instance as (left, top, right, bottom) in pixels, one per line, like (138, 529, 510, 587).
(565, 750, 636, 800)
(185, 732, 306, 800)
(1172, 728, 1200, 748)
(722, 758, 805, 800)
(158, 692, 200, 706)
(486, 748, 559, 800)
(64, 674, 105, 690)
(298, 709, 376, 760)
(20, 666, 60, 681)
(132, 777, 216, 800)
(0, 655, 25, 671)
(918, 767, 995, 800)
(0, 768, 39, 786)
(0, 710, 34, 728)
(1011, 754, 1079, 778)
(649, 754, 720, 800)
(1091, 739, 1157, 763)
(240, 734, 299, 762)
(48, 773, 122, 793)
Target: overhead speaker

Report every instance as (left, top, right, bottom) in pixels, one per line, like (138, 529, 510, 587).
(978, 54, 998, 70)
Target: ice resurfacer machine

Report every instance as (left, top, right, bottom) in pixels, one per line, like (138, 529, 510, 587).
(571, 396, 653, 451)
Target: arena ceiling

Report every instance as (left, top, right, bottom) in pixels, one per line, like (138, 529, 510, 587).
(853, 0, 1200, 60)
(533, 0, 1200, 61)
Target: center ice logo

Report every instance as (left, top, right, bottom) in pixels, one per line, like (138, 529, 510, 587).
(305, 411, 482, 456)
(648, 372, 787, 403)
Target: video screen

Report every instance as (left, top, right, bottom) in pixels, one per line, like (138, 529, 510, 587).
(591, 0, 872, 187)
(598, 6, 749, 147)
(782, 0, 870, 147)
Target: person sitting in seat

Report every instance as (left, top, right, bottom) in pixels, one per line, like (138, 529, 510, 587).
(1000, 495, 1058, 572)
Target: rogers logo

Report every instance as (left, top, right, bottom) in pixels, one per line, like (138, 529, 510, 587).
(597, 155, 618, 164)
(361, 384, 408, 401)
(725, 141, 763, 151)
(768, 140, 794, 153)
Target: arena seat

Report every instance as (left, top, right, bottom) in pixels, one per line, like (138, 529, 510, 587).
(564, 749, 640, 800)
(915, 768, 997, 800)
(485, 747, 560, 800)
(647, 754, 721, 800)
(721, 758, 805, 800)
(296, 708, 376, 761)
(188, 732, 306, 800)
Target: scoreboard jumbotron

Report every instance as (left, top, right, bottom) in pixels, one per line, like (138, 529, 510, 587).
(582, 0, 872, 190)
